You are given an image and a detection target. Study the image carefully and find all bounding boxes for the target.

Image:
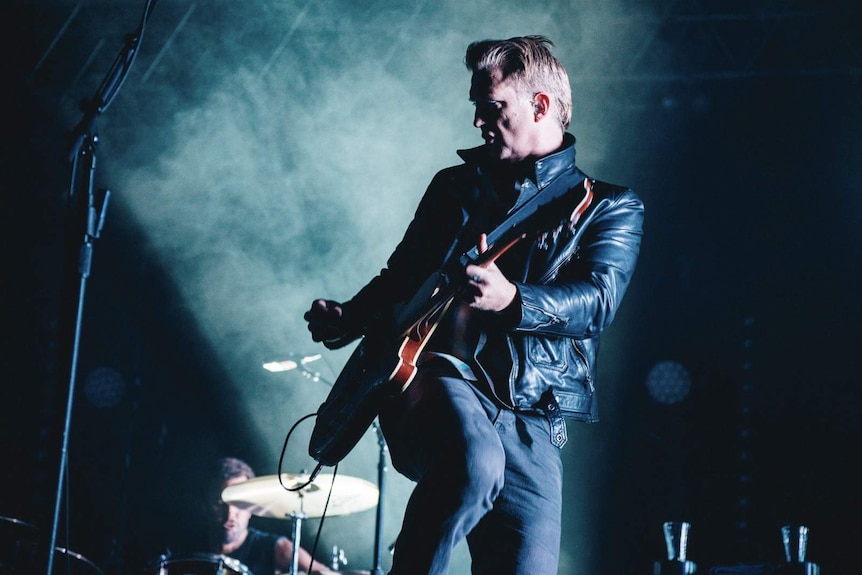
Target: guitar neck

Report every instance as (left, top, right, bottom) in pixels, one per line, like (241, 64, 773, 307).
(460, 176, 589, 267)
(398, 234, 524, 339)
(472, 234, 524, 269)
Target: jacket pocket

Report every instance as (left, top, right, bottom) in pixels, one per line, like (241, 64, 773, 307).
(526, 335, 569, 371)
(514, 335, 593, 417)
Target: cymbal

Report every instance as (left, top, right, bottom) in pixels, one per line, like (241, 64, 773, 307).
(221, 473, 378, 519)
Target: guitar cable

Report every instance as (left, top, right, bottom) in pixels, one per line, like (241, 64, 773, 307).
(276, 411, 333, 570)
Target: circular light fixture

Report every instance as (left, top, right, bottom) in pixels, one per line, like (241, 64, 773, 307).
(83, 367, 126, 408)
(645, 360, 692, 404)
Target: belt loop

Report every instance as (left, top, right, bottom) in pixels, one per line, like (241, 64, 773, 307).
(543, 393, 568, 448)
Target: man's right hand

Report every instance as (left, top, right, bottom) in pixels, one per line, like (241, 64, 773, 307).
(304, 299, 351, 349)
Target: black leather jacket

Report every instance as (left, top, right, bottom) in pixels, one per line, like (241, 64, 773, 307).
(342, 134, 643, 425)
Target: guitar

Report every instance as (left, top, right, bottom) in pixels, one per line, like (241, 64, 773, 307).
(308, 178, 594, 466)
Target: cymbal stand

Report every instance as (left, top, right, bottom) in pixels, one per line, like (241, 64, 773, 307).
(289, 511, 308, 575)
(299, 366, 390, 573)
(371, 420, 388, 575)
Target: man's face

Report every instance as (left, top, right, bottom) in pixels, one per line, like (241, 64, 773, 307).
(470, 69, 539, 163)
(210, 475, 253, 546)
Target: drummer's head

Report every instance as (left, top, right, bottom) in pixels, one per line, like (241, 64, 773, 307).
(213, 456, 256, 483)
(207, 457, 256, 546)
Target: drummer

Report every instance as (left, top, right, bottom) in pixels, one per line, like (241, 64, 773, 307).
(206, 457, 341, 575)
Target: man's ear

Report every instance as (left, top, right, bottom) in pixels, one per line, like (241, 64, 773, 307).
(532, 92, 552, 121)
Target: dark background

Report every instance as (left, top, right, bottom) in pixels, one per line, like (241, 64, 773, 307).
(2, 1, 861, 573)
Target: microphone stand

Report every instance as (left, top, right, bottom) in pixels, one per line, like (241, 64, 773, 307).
(47, 2, 156, 573)
(48, 137, 109, 575)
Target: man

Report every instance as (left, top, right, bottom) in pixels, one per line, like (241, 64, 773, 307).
(305, 36, 643, 574)
(205, 457, 343, 575)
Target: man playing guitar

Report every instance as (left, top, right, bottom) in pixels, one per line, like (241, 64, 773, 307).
(305, 36, 643, 575)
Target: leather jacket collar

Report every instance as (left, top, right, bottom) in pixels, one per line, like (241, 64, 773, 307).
(456, 133, 578, 191)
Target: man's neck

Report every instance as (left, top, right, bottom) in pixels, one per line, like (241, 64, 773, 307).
(217, 529, 249, 555)
(526, 129, 565, 162)
(496, 133, 566, 176)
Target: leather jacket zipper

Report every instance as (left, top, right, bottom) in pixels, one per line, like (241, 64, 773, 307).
(573, 339, 594, 392)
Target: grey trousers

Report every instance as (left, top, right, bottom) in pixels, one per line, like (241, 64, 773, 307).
(379, 365, 564, 575)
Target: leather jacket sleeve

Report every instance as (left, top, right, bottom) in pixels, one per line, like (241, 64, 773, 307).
(340, 168, 469, 337)
(514, 183, 644, 338)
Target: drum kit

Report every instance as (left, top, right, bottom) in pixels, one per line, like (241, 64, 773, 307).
(1, 472, 377, 575)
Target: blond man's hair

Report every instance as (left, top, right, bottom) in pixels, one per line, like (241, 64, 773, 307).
(465, 35, 572, 129)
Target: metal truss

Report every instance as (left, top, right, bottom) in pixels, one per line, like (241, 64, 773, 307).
(565, 0, 861, 83)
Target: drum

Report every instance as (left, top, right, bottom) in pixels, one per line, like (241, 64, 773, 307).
(145, 553, 253, 575)
(52, 547, 104, 575)
(0, 516, 103, 575)
(0, 516, 39, 573)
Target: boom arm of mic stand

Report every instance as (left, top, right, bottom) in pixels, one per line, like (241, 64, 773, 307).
(65, 0, 157, 166)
